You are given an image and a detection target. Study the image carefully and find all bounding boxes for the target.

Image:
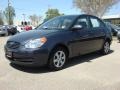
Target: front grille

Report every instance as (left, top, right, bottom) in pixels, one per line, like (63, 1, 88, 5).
(7, 41, 20, 49)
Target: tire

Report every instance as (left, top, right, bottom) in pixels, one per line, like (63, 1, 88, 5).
(100, 41, 110, 55)
(48, 47, 68, 70)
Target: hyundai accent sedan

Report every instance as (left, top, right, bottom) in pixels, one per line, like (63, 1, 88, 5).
(5, 14, 112, 70)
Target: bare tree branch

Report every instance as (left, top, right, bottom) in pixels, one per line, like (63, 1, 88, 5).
(73, 0, 119, 17)
(29, 14, 42, 27)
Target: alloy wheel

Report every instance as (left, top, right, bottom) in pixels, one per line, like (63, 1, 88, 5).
(104, 42, 110, 54)
(53, 51, 66, 68)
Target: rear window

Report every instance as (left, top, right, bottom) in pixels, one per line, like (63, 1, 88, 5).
(90, 18, 100, 28)
(90, 17, 104, 28)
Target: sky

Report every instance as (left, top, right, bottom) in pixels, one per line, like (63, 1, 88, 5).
(0, 0, 120, 21)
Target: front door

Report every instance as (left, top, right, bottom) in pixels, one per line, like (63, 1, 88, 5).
(71, 16, 93, 56)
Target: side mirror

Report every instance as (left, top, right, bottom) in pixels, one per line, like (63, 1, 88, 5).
(72, 22, 87, 31)
(72, 25, 83, 31)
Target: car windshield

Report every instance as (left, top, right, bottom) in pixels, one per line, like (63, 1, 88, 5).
(36, 16, 77, 30)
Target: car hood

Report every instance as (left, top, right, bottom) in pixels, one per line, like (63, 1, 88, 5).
(8, 29, 58, 43)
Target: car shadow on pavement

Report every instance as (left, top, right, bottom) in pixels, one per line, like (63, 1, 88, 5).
(65, 50, 114, 68)
(10, 63, 50, 74)
(10, 50, 114, 74)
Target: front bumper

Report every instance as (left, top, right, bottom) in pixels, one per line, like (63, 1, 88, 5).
(5, 47, 49, 67)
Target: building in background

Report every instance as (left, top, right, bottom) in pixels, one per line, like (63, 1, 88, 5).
(102, 15, 120, 26)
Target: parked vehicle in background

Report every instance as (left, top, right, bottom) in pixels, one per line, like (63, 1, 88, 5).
(105, 22, 120, 36)
(17, 25, 33, 33)
(5, 15, 112, 70)
(0, 25, 8, 36)
(23, 25, 32, 31)
(21, 25, 32, 31)
(17, 25, 25, 33)
(117, 31, 120, 42)
(7, 25, 17, 35)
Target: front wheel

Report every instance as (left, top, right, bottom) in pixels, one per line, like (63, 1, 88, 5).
(100, 41, 110, 55)
(48, 47, 68, 70)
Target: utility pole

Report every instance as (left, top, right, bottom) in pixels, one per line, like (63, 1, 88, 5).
(8, 0, 10, 25)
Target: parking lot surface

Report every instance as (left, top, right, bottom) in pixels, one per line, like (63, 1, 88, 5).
(0, 36, 120, 90)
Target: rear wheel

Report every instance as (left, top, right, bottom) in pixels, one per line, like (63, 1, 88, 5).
(48, 47, 68, 70)
(100, 41, 110, 55)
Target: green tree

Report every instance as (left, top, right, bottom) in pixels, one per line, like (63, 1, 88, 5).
(73, 0, 119, 17)
(0, 11, 4, 25)
(4, 6, 15, 25)
(29, 14, 42, 27)
(45, 8, 64, 21)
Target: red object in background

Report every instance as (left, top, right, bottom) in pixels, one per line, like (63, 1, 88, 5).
(21, 26, 32, 31)
(24, 26, 32, 31)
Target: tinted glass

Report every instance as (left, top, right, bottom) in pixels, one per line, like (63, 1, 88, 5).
(37, 16, 77, 30)
(90, 17, 105, 28)
(90, 18, 100, 28)
(74, 17, 89, 28)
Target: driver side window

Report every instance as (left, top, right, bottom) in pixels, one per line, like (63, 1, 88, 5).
(74, 18, 89, 28)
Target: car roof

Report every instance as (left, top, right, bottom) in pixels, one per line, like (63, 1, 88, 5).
(58, 14, 99, 19)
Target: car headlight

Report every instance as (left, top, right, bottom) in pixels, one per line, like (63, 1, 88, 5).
(24, 37, 47, 49)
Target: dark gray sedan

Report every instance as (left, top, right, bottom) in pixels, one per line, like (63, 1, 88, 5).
(5, 15, 112, 70)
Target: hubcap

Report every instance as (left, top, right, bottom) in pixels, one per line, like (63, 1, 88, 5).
(104, 42, 110, 54)
(53, 51, 66, 68)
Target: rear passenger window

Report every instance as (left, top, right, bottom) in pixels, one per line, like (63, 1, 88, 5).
(90, 18, 100, 28)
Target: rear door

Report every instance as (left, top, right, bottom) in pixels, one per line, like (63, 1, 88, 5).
(88, 16, 106, 51)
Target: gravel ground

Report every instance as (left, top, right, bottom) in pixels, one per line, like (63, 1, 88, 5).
(0, 36, 120, 90)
